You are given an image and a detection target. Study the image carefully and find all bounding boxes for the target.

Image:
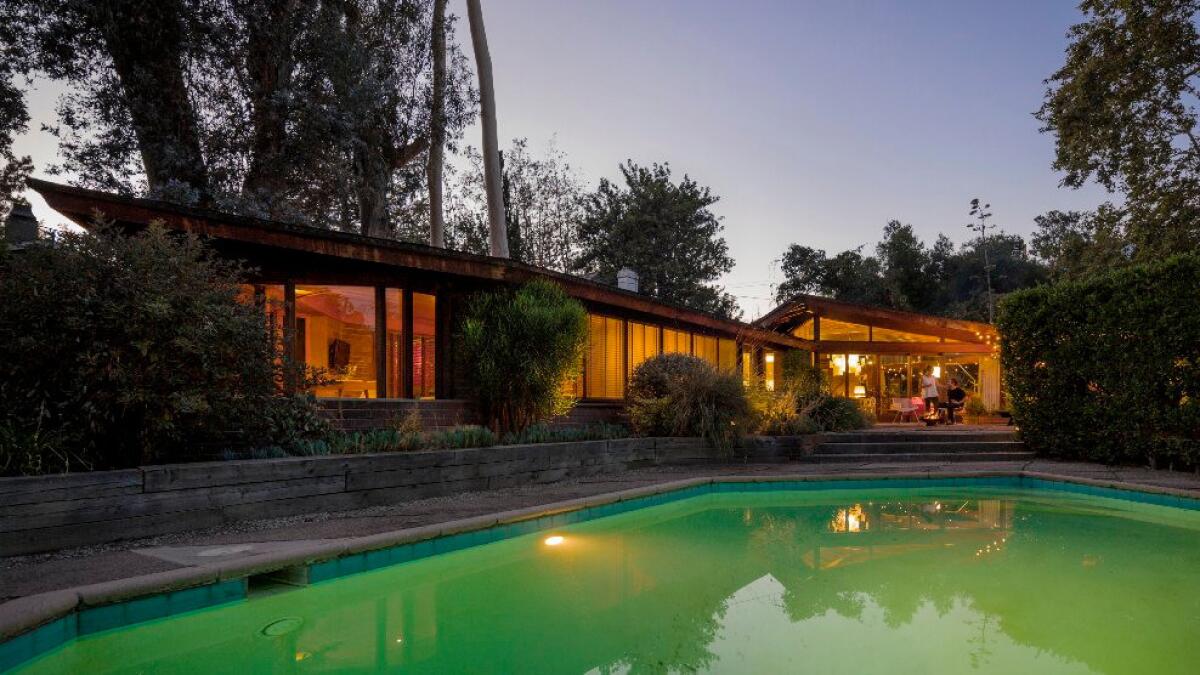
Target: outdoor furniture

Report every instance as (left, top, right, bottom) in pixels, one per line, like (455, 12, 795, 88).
(889, 397, 920, 422)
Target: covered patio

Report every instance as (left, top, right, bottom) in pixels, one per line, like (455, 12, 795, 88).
(756, 294, 1002, 420)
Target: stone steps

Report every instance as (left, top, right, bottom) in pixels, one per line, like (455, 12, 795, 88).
(803, 428, 1028, 463)
(815, 441, 1025, 455)
(803, 451, 1036, 464)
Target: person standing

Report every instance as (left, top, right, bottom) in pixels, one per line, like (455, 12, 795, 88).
(920, 366, 940, 417)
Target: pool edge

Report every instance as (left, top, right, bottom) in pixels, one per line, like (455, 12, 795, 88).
(3, 469, 1199, 671)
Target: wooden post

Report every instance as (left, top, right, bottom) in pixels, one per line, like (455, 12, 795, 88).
(284, 283, 297, 394)
(375, 286, 386, 398)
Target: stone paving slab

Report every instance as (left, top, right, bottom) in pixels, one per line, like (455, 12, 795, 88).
(3, 459, 1199, 604)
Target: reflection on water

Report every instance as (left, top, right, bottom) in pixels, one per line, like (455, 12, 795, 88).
(18, 490, 1200, 675)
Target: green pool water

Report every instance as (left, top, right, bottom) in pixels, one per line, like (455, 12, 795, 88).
(14, 485, 1200, 674)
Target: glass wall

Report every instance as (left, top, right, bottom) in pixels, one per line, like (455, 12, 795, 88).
(586, 315, 625, 399)
(819, 319, 870, 341)
(627, 321, 661, 377)
(296, 285, 377, 398)
(385, 290, 403, 398)
(694, 335, 719, 368)
(718, 338, 737, 372)
(412, 292, 436, 399)
(830, 352, 1002, 416)
(663, 328, 690, 354)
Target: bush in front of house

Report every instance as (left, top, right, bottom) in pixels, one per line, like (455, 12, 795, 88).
(746, 357, 872, 435)
(457, 279, 589, 435)
(0, 225, 322, 475)
(628, 353, 751, 452)
(998, 253, 1200, 469)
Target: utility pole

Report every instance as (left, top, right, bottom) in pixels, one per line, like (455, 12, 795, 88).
(968, 198, 996, 323)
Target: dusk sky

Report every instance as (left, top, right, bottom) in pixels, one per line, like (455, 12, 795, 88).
(15, 0, 1110, 318)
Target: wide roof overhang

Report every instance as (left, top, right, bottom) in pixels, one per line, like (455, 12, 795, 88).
(29, 179, 803, 350)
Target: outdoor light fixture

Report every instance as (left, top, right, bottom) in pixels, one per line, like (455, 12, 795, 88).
(544, 535, 565, 546)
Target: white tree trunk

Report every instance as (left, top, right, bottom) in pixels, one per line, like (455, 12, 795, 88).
(466, 0, 508, 258)
(427, 0, 447, 248)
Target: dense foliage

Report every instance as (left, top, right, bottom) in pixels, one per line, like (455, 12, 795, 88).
(627, 354, 751, 451)
(457, 279, 588, 434)
(0, 225, 323, 475)
(1036, 0, 1200, 257)
(998, 253, 1200, 468)
(0, 0, 476, 235)
(748, 356, 873, 435)
(573, 162, 740, 319)
(777, 218, 1047, 322)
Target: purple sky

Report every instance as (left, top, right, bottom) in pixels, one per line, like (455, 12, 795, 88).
(16, 1, 1109, 318)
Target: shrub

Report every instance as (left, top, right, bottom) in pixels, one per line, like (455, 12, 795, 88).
(628, 354, 751, 452)
(964, 397, 989, 417)
(458, 280, 588, 435)
(0, 225, 319, 474)
(998, 253, 1200, 468)
(801, 396, 873, 432)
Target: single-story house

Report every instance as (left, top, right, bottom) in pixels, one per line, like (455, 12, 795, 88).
(25, 179, 1002, 426)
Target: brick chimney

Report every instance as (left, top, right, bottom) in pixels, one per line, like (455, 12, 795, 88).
(4, 203, 38, 246)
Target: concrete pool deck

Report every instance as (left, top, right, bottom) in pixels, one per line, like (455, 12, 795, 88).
(4, 457, 1200, 605)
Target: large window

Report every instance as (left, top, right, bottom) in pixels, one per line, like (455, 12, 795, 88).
(792, 319, 815, 340)
(694, 334, 719, 367)
(385, 290, 403, 398)
(586, 314, 625, 398)
(413, 292, 436, 399)
(627, 321, 661, 377)
(718, 338, 737, 372)
(296, 285, 377, 398)
(818, 319, 870, 341)
(663, 328, 690, 354)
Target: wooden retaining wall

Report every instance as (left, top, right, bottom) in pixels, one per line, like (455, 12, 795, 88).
(0, 436, 809, 557)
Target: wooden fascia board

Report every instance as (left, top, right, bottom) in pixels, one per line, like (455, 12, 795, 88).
(35, 180, 805, 351)
(800, 339, 996, 355)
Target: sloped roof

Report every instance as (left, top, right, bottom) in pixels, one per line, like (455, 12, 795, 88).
(755, 293, 998, 351)
(29, 178, 802, 349)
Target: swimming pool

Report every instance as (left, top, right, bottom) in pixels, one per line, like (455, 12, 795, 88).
(7, 477, 1200, 674)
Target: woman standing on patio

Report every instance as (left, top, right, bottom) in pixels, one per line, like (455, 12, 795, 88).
(920, 366, 940, 416)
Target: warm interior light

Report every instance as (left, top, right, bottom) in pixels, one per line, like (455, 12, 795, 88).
(848, 354, 861, 374)
(764, 353, 775, 363)
(932, 365, 942, 378)
(853, 385, 866, 398)
(544, 535, 565, 546)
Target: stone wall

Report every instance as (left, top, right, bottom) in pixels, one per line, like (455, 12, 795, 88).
(0, 436, 810, 556)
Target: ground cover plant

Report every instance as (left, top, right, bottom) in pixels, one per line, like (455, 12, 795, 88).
(999, 253, 1200, 469)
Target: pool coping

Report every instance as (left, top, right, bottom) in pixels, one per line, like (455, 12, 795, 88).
(3, 468, 1199, 670)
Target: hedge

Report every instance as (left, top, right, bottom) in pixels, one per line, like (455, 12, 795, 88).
(997, 253, 1200, 469)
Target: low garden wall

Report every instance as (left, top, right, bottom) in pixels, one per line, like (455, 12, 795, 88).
(316, 399, 624, 431)
(0, 436, 811, 556)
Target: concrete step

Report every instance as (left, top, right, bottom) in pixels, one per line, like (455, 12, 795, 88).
(802, 451, 1037, 464)
(820, 431, 1018, 444)
(814, 441, 1026, 455)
